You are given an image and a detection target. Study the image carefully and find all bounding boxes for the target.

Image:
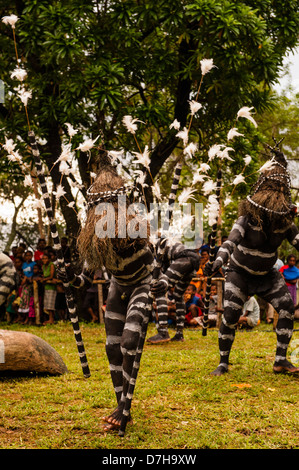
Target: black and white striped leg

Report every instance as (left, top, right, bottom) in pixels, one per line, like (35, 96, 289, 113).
(202, 169, 222, 337)
(214, 272, 248, 374)
(28, 130, 90, 378)
(104, 278, 153, 436)
(118, 283, 153, 436)
(261, 275, 295, 366)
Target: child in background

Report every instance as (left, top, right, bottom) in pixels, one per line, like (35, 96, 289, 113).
(6, 290, 17, 323)
(42, 253, 57, 325)
(184, 284, 203, 326)
(21, 251, 36, 325)
(238, 296, 260, 330)
(22, 251, 36, 279)
(31, 264, 44, 324)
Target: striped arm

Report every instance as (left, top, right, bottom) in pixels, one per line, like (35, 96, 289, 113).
(153, 162, 182, 280)
(162, 162, 182, 234)
(28, 130, 90, 378)
(202, 169, 222, 337)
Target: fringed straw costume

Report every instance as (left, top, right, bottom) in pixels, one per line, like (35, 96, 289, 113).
(72, 155, 154, 430)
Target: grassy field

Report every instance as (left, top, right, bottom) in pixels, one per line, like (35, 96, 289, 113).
(0, 320, 298, 450)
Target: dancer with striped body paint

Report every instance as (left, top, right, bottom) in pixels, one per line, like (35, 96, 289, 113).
(148, 237, 200, 343)
(148, 162, 200, 344)
(0, 252, 16, 308)
(206, 144, 299, 376)
(70, 154, 154, 433)
(201, 169, 222, 337)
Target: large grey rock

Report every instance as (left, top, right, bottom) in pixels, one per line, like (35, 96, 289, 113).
(0, 329, 68, 375)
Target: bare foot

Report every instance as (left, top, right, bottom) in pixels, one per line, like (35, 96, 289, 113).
(273, 359, 299, 374)
(102, 407, 132, 432)
(211, 365, 228, 376)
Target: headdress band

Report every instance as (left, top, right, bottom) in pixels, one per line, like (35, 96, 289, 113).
(86, 184, 142, 208)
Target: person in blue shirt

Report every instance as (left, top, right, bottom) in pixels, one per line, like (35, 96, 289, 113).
(184, 284, 204, 326)
(22, 251, 36, 278)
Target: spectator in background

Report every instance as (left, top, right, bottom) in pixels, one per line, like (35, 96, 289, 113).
(9, 246, 18, 263)
(238, 296, 260, 330)
(13, 257, 24, 287)
(15, 245, 25, 261)
(192, 283, 222, 328)
(30, 263, 44, 324)
(41, 253, 57, 325)
(17, 271, 31, 324)
(18, 250, 36, 324)
(279, 254, 299, 305)
(22, 251, 36, 279)
(184, 284, 203, 326)
(191, 248, 209, 293)
(83, 271, 103, 322)
(34, 238, 46, 266)
(266, 258, 284, 324)
(6, 290, 17, 323)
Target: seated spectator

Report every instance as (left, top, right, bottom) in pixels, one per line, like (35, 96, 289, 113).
(184, 284, 203, 326)
(194, 283, 222, 328)
(238, 296, 260, 330)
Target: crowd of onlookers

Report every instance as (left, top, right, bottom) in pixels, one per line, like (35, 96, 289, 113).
(1, 234, 299, 329)
(0, 237, 106, 325)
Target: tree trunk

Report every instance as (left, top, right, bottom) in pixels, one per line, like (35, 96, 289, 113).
(4, 196, 26, 253)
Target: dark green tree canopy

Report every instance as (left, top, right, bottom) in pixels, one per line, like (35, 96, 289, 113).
(0, 0, 298, 240)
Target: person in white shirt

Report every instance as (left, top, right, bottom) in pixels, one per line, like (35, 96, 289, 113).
(238, 296, 260, 329)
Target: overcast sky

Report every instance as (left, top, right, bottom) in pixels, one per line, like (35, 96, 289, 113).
(275, 47, 299, 94)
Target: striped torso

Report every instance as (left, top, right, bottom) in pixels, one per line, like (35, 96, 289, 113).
(216, 216, 299, 276)
(106, 243, 154, 285)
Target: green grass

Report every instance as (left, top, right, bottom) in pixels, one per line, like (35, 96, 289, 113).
(0, 320, 298, 449)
